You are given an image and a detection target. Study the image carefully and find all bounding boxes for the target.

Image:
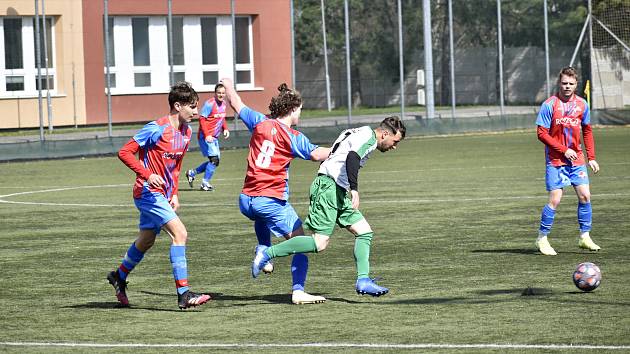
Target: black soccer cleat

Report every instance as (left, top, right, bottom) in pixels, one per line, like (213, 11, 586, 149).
(178, 290, 211, 310)
(107, 270, 129, 307)
(186, 170, 196, 188)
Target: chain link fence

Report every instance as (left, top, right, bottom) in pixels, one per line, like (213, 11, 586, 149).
(295, 0, 629, 115)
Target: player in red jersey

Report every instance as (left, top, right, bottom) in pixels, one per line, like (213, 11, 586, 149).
(186, 84, 230, 191)
(535, 67, 601, 255)
(107, 82, 211, 309)
(221, 78, 331, 304)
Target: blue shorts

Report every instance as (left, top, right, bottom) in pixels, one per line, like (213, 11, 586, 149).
(199, 137, 220, 158)
(238, 193, 302, 237)
(545, 164, 589, 191)
(134, 189, 178, 234)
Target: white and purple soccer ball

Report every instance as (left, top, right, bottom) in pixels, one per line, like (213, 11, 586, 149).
(572, 262, 601, 292)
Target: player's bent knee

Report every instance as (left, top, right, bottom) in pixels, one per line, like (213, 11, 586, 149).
(348, 219, 372, 236)
(313, 234, 330, 252)
(209, 156, 220, 167)
(163, 219, 188, 245)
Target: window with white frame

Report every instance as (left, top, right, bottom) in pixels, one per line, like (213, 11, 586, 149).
(104, 15, 254, 95)
(0, 16, 56, 97)
(168, 16, 186, 84)
(235, 17, 253, 85)
(103, 16, 116, 88)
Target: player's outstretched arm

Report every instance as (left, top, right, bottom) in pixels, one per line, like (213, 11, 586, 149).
(310, 147, 331, 161)
(220, 78, 244, 115)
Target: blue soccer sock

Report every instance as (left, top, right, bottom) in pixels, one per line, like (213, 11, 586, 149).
(254, 220, 272, 247)
(577, 202, 592, 233)
(117, 242, 145, 281)
(291, 253, 308, 292)
(539, 205, 556, 236)
(203, 162, 217, 183)
(195, 161, 208, 175)
(170, 245, 189, 295)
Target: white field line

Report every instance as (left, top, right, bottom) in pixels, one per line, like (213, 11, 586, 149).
(1, 160, 627, 190)
(0, 184, 628, 208)
(1, 342, 630, 350)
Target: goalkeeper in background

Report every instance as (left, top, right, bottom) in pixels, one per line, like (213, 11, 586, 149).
(535, 66, 601, 256)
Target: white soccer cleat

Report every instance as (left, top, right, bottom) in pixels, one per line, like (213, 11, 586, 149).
(536, 237, 557, 256)
(292, 290, 326, 305)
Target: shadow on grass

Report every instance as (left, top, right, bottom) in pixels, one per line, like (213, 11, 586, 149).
(210, 293, 365, 304)
(471, 248, 589, 255)
(471, 248, 539, 255)
(62, 302, 184, 312)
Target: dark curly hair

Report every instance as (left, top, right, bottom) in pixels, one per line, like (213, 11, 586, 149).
(268, 83, 302, 118)
(168, 81, 198, 109)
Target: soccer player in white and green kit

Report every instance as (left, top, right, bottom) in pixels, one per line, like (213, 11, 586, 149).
(252, 116, 406, 297)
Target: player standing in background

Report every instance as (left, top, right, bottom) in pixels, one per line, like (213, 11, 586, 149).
(251, 116, 406, 297)
(221, 78, 331, 305)
(186, 83, 230, 191)
(535, 66, 601, 256)
(108, 82, 211, 309)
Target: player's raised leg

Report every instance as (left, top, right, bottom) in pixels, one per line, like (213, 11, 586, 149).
(107, 229, 154, 306)
(254, 220, 275, 274)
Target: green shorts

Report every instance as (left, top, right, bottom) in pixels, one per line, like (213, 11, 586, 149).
(303, 174, 364, 236)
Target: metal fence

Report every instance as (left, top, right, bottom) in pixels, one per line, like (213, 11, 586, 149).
(294, 0, 630, 116)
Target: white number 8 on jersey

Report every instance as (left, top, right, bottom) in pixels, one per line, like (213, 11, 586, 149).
(255, 140, 276, 168)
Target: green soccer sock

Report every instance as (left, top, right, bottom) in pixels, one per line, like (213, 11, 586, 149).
(354, 232, 373, 279)
(267, 236, 318, 258)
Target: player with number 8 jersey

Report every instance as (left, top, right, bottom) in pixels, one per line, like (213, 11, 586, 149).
(240, 111, 314, 200)
(221, 78, 331, 305)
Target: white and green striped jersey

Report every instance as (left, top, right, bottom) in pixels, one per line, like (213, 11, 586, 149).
(318, 126, 377, 191)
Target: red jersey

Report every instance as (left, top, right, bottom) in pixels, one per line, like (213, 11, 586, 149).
(118, 116, 191, 200)
(198, 97, 228, 140)
(239, 106, 317, 200)
(536, 93, 595, 167)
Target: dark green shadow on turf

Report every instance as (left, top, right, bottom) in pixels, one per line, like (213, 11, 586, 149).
(62, 302, 185, 312)
(471, 248, 539, 254)
(471, 248, 594, 255)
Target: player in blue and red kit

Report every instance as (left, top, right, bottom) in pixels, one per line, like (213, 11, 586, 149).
(107, 82, 211, 309)
(186, 83, 230, 191)
(535, 67, 601, 255)
(221, 78, 331, 305)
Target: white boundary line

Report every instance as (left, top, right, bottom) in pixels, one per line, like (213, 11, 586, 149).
(1, 184, 629, 207)
(1, 342, 629, 350)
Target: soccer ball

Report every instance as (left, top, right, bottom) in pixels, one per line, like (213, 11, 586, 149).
(262, 261, 274, 274)
(572, 262, 601, 292)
